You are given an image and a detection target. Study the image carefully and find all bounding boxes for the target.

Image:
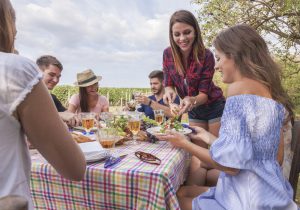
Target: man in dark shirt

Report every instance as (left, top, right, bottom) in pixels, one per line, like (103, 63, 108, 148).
(136, 70, 180, 120)
(36, 55, 66, 112)
(36, 55, 79, 126)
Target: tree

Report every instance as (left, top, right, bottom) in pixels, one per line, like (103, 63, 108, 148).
(193, 0, 300, 113)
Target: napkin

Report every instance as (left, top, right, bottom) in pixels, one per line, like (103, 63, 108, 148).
(78, 141, 110, 162)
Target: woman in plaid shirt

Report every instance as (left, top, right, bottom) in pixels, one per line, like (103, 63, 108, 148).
(163, 10, 225, 186)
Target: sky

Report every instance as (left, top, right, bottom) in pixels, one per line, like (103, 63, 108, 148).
(11, 0, 199, 88)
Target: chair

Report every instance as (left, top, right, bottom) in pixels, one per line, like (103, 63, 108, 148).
(289, 120, 300, 200)
(0, 195, 28, 210)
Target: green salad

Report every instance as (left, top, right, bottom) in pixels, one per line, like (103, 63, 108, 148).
(160, 117, 183, 133)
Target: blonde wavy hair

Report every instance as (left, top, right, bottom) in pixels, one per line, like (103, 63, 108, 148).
(213, 24, 294, 122)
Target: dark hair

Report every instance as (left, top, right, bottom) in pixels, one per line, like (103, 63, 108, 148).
(148, 70, 163, 82)
(213, 24, 294, 123)
(169, 10, 205, 74)
(36, 55, 63, 71)
(79, 87, 89, 112)
(0, 0, 16, 53)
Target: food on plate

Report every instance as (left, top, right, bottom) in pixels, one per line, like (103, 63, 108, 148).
(71, 132, 94, 143)
(112, 114, 160, 143)
(141, 115, 158, 129)
(169, 103, 180, 116)
(160, 117, 183, 133)
(112, 115, 130, 137)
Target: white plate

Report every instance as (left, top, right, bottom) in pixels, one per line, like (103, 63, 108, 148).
(146, 126, 192, 135)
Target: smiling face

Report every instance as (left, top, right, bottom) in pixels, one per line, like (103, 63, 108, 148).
(85, 82, 99, 96)
(214, 49, 240, 84)
(42, 64, 62, 90)
(172, 22, 195, 56)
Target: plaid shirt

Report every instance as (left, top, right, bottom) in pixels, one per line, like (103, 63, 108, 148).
(163, 47, 224, 105)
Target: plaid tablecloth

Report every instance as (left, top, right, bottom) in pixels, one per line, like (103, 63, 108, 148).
(30, 141, 190, 210)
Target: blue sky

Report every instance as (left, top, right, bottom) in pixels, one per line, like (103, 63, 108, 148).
(12, 0, 199, 87)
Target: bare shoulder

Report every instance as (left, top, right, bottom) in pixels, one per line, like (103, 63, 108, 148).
(227, 79, 271, 98)
(227, 81, 246, 97)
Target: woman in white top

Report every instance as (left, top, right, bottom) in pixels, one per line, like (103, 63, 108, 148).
(0, 1, 86, 209)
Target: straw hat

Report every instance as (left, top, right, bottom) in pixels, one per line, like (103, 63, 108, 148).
(74, 69, 102, 87)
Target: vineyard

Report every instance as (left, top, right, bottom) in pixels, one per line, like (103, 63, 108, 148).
(51, 85, 150, 107)
(51, 72, 300, 116)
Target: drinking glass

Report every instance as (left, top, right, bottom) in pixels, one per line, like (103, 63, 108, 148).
(133, 92, 142, 110)
(127, 112, 142, 145)
(80, 112, 96, 134)
(99, 112, 114, 127)
(154, 109, 165, 125)
(97, 127, 118, 157)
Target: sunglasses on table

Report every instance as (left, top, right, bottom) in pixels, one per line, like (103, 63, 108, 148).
(135, 151, 161, 165)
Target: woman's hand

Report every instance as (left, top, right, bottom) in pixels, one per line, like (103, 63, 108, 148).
(169, 103, 180, 116)
(163, 87, 177, 105)
(155, 131, 191, 149)
(188, 126, 207, 142)
(178, 96, 194, 116)
(188, 126, 217, 145)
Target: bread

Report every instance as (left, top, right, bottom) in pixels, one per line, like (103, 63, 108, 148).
(71, 132, 93, 143)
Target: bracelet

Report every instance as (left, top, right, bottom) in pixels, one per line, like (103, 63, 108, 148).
(148, 100, 152, 106)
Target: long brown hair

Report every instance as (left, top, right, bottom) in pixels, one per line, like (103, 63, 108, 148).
(213, 24, 294, 122)
(169, 10, 205, 75)
(0, 0, 16, 53)
(79, 87, 89, 112)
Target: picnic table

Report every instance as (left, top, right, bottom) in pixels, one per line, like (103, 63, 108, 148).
(30, 140, 190, 209)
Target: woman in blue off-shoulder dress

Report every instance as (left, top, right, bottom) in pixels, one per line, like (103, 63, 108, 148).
(156, 24, 298, 210)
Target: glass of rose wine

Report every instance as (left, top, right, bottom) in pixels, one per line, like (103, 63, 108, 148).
(80, 112, 96, 134)
(154, 109, 164, 125)
(127, 112, 142, 145)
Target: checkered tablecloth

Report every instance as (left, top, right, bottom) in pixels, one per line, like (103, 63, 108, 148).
(30, 141, 190, 210)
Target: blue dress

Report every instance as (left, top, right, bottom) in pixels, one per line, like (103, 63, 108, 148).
(193, 95, 299, 210)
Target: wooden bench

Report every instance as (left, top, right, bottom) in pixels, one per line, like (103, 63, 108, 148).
(289, 120, 300, 200)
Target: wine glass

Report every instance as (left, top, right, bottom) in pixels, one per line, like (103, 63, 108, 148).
(126, 112, 142, 145)
(80, 112, 96, 135)
(97, 127, 118, 157)
(154, 109, 165, 125)
(133, 92, 142, 110)
(99, 112, 114, 127)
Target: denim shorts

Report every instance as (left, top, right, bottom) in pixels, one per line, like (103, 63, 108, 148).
(188, 99, 225, 123)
